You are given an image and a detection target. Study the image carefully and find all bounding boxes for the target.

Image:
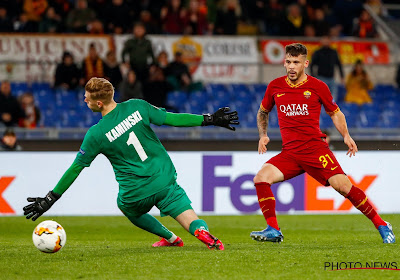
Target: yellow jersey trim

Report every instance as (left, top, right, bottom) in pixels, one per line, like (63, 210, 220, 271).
(260, 104, 268, 112)
(328, 107, 341, 114)
(285, 77, 309, 88)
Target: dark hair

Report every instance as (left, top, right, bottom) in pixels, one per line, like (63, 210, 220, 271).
(351, 59, 366, 77)
(285, 43, 308, 57)
(4, 128, 16, 137)
(62, 51, 72, 61)
(134, 21, 146, 29)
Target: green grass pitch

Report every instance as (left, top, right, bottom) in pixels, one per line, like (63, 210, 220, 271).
(0, 214, 399, 280)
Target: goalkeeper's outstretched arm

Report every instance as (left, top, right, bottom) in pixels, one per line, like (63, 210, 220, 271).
(163, 107, 239, 131)
(23, 162, 85, 221)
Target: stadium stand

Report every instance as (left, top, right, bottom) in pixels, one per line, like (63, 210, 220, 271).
(6, 81, 399, 132)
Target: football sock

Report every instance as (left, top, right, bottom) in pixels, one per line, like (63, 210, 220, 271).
(255, 182, 279, 230)
(189, 219, 209, 235)
(167, 234, 178, 243)
(125, 213, 174, 239)
(346, 185, 386, 229)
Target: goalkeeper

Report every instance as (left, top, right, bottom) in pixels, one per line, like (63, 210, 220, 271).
(23, 77, 239, 250)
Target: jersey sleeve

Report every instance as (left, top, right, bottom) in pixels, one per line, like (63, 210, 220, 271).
(319, 81, 340, 114)
(74, 127, 101, 167)
(260, 83, 275, 112)
(147, 102, 167, 126)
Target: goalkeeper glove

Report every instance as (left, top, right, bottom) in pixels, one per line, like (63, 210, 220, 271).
(202, 107, 239, 131)
(23, 191, 61, 221)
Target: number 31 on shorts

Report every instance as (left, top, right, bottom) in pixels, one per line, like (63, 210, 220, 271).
(319, 154, 334, 169)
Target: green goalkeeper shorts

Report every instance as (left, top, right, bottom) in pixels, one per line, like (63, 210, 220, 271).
(117, 181, 192, 219)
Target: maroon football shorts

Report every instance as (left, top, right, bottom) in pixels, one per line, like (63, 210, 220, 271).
(267, 144, 345, 186)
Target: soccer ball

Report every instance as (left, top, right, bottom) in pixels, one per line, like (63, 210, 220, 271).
(32, 220, 67, 253)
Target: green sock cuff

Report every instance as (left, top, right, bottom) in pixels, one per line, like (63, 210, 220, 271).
(189, 219, 209, 235)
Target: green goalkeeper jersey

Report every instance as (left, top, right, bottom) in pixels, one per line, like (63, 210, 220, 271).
(74, 99, 176, 203)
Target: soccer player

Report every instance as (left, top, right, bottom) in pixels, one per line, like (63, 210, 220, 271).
(250, 43, 395, 244)
(23, 78, 239, 250)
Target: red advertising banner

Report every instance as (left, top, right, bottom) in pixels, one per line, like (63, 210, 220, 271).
(261, 39, 390, 65)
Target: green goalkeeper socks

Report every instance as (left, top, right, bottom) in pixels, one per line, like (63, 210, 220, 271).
(126, 213, 174, 240)
(189, 219, 209, 235)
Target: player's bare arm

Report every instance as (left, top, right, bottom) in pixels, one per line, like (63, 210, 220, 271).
(329, 110, 358, 157)
(257, 108, 270, 154)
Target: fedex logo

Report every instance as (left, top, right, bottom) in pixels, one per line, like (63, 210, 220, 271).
(202, 156, 377, 213)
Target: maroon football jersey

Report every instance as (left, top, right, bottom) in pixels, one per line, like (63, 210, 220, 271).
(260, 75, 339, 151)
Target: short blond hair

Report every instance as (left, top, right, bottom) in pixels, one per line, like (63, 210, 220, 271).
(85, 77, 114, 104)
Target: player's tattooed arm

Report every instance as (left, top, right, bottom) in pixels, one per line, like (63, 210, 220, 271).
(330, 110, 358, 157)
(257, 108, 269, 137)
(257, 108, 270, 154)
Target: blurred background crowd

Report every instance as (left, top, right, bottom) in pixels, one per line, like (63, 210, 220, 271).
(0, 0, 395, 37)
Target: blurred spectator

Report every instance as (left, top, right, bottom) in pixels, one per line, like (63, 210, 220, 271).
(66, 0, 96, 33)
(0, 128, 22, 151)
(215, 0, 240, 35)
(18, 92, 41, 128)
(332, 0, 363, 36)
(264, 0, 284, 36)
(329, 24, 343, 39)
(38, 6, 61, 33)
(312, 8, 330, 36)
(121, 22, 155, 83)
(81, 43, 105, 83)
(144, 64, 173, 109)
(132, 0, 165, 20)
(14, 13, 38, 32)
(54, 51, 80, 90)
(120, 69, 144, 102)
(1, 1, 21, 21)
(0, 6, 14, 32)
(183, 0, 208, 35)
(280, 3, 307, 36)
(104, 0, 130, 34)
(352, 9, 378, 38)
(241, 0, 267, 34)
(310, 37, 344, 101)
(51, 0, 71, 19)
(165, 51, 202, 92)
(165, 51, 191, 91)
(88, 0, 108, 21)
(344, 60, 373, 105)
(303, 24, 316, 37)
(23, 0, 48, 22)
(0, 81, 25, 127)
(160, 0, 186, 34)
(206, 0, 217, 34)
(297, 0, 313, 22)
(87, 18, 104, 34)
(104, 50, 123, 88)
(366, 0, 388, 18)
(140, 10, 161, 35)
(156, 50, 169, 74)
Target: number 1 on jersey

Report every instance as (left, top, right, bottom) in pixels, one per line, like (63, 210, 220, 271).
(127, 131, 148, 161)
